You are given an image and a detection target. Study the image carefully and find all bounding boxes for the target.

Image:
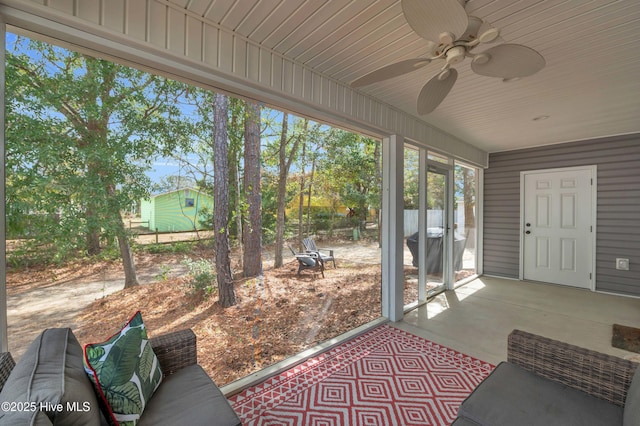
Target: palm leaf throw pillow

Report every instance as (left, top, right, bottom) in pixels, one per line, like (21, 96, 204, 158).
(84, 311, 163, 426)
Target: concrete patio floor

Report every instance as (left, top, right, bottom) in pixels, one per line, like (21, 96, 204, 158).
(395, 276, 640, 365)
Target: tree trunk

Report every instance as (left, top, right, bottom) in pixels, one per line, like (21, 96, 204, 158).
(84, 158, 103, 256)
(213, 93, 236, 307)
(118, 223, 139, 288)
(305, 156, 315, 236)
(374, 141, 382, 247)
(274, 115, 305, 267)
(234, 160, 243, 268)
(328, 202, 336, 238)
(242, 100, 263, 278)
(274, 112, 289, 268)
(104, 183, 139, 288)
(85, 205, 101, 256)
(228, 102, 243, 270)
(463, 167, 476, 248)
(297, 141, 306, 250)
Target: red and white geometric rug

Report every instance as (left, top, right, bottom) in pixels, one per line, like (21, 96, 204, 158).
(229, 324, 494, 425)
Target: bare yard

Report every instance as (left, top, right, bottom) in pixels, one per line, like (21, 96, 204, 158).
(7, 240, 382, 386)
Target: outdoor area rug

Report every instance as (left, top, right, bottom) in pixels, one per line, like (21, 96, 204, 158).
(229, 324, 494, 425)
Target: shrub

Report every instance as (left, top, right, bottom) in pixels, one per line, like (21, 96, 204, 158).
(155, 264, 172, 282)
(139, 241, 196, 254)
(181, 257, 216, 297)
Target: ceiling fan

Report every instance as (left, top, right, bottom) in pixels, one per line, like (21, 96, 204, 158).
(351, 0, 545, 114)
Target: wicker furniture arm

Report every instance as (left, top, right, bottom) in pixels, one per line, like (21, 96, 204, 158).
(0, 352, 16, 392)
(150, 329, 198, 376)
(507, 329, 639, 407)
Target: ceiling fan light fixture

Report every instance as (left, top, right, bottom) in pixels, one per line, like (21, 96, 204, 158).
(462, 16, 483, 41)
(438, 69, 452, 81)
(472, 53, 490, 65)
(478, 27, 500, 43)
(439, 31, 455, 45)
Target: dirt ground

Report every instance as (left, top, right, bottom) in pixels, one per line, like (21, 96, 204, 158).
(6, 239, 385, 386)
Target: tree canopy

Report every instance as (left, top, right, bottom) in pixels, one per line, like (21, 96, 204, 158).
(6, 37, 191, 278)
(6, 33, 386, 293)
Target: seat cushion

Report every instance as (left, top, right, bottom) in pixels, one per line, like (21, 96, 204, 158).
(0, 328, 102, 425)
(624, 365, 640, 426)
(1, 411, 53, 426)
(1, 409, 54, 425)
(138, 364, 240, 426)
(297, 255, 316, 267)
(451, 416, 482, 426)
(458, 362, 623, 426)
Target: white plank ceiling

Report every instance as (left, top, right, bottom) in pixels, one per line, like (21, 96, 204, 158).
(174, 0, 640, 152)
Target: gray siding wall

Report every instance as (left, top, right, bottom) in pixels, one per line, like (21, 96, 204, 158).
(483, 134, 640, 297)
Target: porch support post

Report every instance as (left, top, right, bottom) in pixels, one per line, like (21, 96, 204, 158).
(445, 167, 455, 290)
(381, 135, 404, 322)
(418, 149, 427, 302)
(476, 167, 484, 276)
(0, 16, 8, 352)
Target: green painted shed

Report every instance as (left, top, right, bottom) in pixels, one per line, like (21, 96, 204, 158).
(140, 188, 213, 232)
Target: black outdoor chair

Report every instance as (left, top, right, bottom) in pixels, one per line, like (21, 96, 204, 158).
(288, 244, 325, 277)
(302, 237, 336, 268)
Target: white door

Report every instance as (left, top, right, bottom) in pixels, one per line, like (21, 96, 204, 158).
(522, 166, 595, 289)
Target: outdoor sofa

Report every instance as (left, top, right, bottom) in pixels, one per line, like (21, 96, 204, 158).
(453, 329, 640, 426)
(0, 327, 241, 425)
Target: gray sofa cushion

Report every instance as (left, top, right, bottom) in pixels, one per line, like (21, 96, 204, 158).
(451, 416, 481, 425)
(1, 409, 54, 425)
(0, 328, 102, 425)
(458, 362, 623, 426)
(624, 366, 640, 426)
(138, 364, 241, 426)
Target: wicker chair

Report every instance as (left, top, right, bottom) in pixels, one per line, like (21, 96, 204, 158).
(0, 329, 241, 426)
(0, 352, 16, 392)
(0, 331, 194, 392)
(507, 329, 638, 407)
(453, 329, 640, 426)
(149, 329, 199, 376)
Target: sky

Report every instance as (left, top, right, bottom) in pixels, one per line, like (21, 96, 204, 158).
(6, 30, 342, 193)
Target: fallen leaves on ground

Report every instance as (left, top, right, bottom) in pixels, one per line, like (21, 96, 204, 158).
(73, 258, 381, 386)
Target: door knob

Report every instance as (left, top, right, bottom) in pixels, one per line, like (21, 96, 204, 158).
(525, 230, 531, 234)
(525, 223, 531, 227)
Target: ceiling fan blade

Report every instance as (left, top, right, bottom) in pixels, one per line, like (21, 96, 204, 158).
(471, 44, 545, 79)
(417, 68, 458, 114)
(351, 58, 431, 88)
(402, 0, 468, 43)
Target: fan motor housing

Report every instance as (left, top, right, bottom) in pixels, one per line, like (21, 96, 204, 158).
(445, 45, 467, 65)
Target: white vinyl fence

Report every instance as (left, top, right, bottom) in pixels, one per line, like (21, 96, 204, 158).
(404, 204, 467, 237)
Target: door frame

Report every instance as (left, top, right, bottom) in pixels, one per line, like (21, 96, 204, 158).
(421, 162, 454, 296)
(518, 165, 597, 290)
